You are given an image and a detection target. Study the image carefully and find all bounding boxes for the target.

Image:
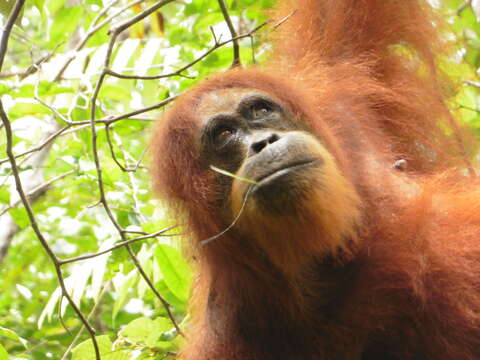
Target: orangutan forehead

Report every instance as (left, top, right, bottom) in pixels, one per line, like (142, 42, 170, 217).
(196, 87, 272, 124)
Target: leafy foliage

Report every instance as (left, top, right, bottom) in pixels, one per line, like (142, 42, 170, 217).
(0, 0, 478, 359)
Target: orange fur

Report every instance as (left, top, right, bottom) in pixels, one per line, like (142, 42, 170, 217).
(151, 0, 480, 359)
(231, 130, 362, 274)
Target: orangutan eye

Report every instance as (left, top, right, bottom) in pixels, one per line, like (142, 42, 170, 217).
(251, 102, 272, 119)
(212, 125, 236, 147)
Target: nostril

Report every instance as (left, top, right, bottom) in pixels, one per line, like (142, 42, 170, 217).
(268, 133, 280, 144)
(252, 139, 268, 154)
(250, 132, 281, 154)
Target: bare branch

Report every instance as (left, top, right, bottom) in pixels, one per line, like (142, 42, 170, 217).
(464, 79, 480, 88)
(0, 44, 60, 79)
(54, 0, 146, 81)
(218, 0, 241, 67)
(96, 96, 176, 125)
(0, 170, 75, 217)
(0, 0, 25, 70)
(89, 0, 183, 336)
(108, 0, 175, 35)
(1, 103, 101, 360)
(0, 125, 72, 165)
(105, 25, 267, 81)
(60, 282, 111, 360)
(0, 2, 101, 358)
(272, 9, 297, 30)
(34, 85, 73, 125)
(457, 0, 472, 15)
(0, 96, 174, 166)
(104, 124, 130, 171)
(60, 227, 177, 265)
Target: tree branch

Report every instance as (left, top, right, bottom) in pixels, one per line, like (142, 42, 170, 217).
(218, 0, 241, 67)
(89, 0, 183, 336)
(0, 1, 101, 358)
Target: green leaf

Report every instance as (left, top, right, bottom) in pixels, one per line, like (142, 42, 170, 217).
(33, 0, 45, 14)
(153, 279, 186, 309)
(100, 84, 132, 102)
(112, 270, 138, 321)
(193, 12, 223, 33)
(0, 83, 9, 95)
(0, 185, 9, 204)
(136, 245, 153, 298)
(0, 0, 23, 25)
(11, 82, 74, 98)
(9, 207, 30, 229)
(47, 0, 65, 15)
(119, 317, 173, 347)
(48, 6, 83, 47)
(71, 335, 129, 360)
(0, 326, 27, 349)
(72, 335, 111, 360)
(154, 244, 192, 302)
(0, 344, 7, 360)
(141, 220, 178, 235)
(38, 287, 61, 329)
(8, 103, 51, 118)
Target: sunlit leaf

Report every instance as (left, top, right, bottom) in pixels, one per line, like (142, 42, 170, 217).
(48, 6, 84, 47)
(0, 326, 27, 349)
(112, 270, 138, 321)
(38, 287, 61, 328)
(9, 207, 30, 229)
(8, 103, 51, 118)
(72, 335, 129, 360)
(0, 344, 7, 360)
(118, 317, 173, 347)
(154, 244, 192, 302)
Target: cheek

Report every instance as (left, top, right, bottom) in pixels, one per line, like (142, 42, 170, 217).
(231, 145, 359, 219)
(230, 134, 348, 216)
(204, 139, 248, 176)
(229, 143, 362, 269)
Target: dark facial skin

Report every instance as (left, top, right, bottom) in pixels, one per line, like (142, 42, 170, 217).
(197, 88, 325, 214)
(199, 89, 298, 172)
(194, 87, 361, 273)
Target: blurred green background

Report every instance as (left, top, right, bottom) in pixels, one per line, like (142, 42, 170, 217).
(0, 0, 478, 359)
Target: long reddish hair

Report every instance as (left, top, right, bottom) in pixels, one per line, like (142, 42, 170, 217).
(151, 1, 480, 359)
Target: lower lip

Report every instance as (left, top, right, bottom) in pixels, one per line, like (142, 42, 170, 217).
(254, 159, 320, 187)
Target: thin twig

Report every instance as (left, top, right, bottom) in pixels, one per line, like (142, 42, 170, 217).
(54, 0, 145, 81)
(34, 84, 72, 125)
(218, 0, 241, 67)
(105, 24, 267, 81)
(201, 186, 252, 246)
(60, 282, 111, 360)
(0, 4, 100, 354)
(89, 0, 183, 336)
(1, 102, 101, 360)
(0, 45, 58, 79)
(0, 171, 75, 217)
(271, 9, 297, 30)
(105, 124, 130, 171)
(101, 96, 177, 125)
(457, 0, 472, 15)
(0, 97, 173, 165)
(108, 0, 175, 35)
(60, 227, 177, 265)
(92, 0, 121, 27)
(0, 125, 72, 165)
(464, 79, 480, 88)
(0, 70, 23, 78)
(0, 0, 24, 70)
